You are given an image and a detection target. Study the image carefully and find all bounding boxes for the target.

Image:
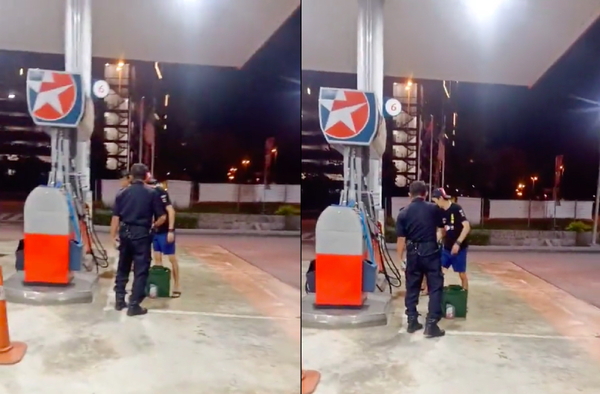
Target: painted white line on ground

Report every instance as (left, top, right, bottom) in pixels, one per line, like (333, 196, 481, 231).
(260, 286, 281, 301)
(398, 329, 598, 340)
(102, 306, 298, 321)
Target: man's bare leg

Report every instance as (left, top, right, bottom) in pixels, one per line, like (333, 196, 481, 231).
(168, 254, 180, 294)
(154, 251, 163, 266)
(458, 272, 469, 291)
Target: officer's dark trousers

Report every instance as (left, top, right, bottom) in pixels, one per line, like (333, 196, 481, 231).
(405, 244, 444, 321)
(114, 235, 151, 306)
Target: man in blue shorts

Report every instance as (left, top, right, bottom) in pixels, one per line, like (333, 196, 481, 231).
(148, 178, 181, 298)
(432, 188, 471, 291)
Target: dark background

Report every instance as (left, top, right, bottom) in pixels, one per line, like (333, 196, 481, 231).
(0, 7, 301, 196)
(302, 16, 600, 204)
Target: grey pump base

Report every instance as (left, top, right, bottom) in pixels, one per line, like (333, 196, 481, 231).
(4, 271, 98, 305)
(302, 293, 392, 329)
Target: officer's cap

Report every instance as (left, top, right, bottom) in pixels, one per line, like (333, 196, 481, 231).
(432, 188, 451, 200)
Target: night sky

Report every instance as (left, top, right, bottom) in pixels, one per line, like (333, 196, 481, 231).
(0, 7, 301, 189)
(302, 16, 600, 201)
(453, 18, 600, 200)
(140, 7, 301, 184)
(4, 6, 600, 199)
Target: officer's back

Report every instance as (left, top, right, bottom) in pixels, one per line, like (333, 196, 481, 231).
(397, 197, 441, 243)
(397, 180, 445, 338)
(113, 165, 165, 239)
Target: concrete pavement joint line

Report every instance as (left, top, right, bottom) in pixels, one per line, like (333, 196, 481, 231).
(218, 245, 299, 294)
(205, 246, 300, 303)
(102, 306, 298, 320)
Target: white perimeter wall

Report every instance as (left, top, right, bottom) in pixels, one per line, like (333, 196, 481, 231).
(489, 200, 594, 220)
(390, 197, 483, 225)
(390, 198, 594, 222)
(101, 180, 300, 208)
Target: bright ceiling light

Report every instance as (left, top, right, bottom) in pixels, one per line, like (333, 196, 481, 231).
(464, 0, 505, 19)
(154, 62, 163, 80)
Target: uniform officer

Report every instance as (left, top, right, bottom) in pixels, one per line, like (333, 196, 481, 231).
(396, 181, 445, 338)
(110, 163, 167, 316)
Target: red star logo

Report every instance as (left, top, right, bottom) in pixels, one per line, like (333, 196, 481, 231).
(28, 72, 76, 121)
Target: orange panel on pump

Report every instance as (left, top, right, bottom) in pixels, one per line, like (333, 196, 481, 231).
(315, 254, 364, 307)
(23, 233, 70, 285)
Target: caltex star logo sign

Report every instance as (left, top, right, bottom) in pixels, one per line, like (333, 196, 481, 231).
(319, 87, 379, 146)
(26, 69, 84, 128)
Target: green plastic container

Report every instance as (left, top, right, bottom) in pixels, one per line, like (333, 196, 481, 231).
(146, 266, 171, 298)
(442, 285, 468, 318)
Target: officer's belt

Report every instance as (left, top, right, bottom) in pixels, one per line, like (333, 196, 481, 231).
(120, 222, 149, 228)
(406, 240, 440, 257)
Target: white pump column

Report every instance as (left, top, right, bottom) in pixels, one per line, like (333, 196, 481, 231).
(357, 0, 385, 212)
(65, 0, 93, 208)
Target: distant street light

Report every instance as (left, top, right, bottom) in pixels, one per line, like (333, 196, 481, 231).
(531, 176, 538, 189)
(528, 176, 538, 228)
(7, 93, 15, 99)
(242, 159, 250, 166)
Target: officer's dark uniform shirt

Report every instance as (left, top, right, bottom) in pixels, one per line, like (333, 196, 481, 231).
(396, 198, 443, 242)
(112, 180, 166, 238)
(441, 203, 468, 250)
(154, 187, 172, 234)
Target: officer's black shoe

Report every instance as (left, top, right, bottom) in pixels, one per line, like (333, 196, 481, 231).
(126, 304, 148, 317)
(406, 316, 423, 333)
(115, 298, 128, 311)
(424, 320, 445, 338)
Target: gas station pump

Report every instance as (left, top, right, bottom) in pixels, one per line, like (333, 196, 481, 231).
(313, 88, 387, 308)
(302, 86, 404, 328)
(301, 0, 404, 329)
(3, 0, 101, 304)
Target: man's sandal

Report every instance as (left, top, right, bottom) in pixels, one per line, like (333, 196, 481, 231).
(171, 291, 182, 298)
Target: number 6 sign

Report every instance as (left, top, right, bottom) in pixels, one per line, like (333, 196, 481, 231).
(92, 80, 110, 99)
(384, 98, 402, 117)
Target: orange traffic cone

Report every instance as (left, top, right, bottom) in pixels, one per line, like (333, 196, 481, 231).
(302, 369, 321, 394)
(0, 267, 27, 365)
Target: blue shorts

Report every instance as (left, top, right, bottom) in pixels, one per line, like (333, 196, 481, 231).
(153, 232, 176, 255)
(441, 248, 467, 273)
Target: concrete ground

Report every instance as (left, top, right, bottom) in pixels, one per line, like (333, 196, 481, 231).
(302, 245, 600, 394)
(0, 226, 300, 394)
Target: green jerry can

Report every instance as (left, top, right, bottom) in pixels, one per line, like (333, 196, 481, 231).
(442, 285, 468, 318)
(146, 266, 172, 298)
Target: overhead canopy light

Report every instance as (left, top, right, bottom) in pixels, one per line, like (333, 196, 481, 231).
(464, 0, 506, 19)
(301, 0, 600, 86)
(0, 0, 299, 68)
